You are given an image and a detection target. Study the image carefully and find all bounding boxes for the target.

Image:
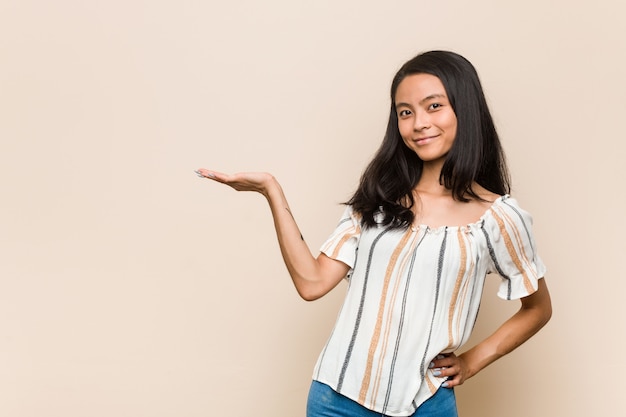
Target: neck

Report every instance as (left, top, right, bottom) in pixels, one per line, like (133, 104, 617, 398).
(416, 161, 449, 196)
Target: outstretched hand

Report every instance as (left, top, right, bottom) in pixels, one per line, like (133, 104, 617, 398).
(195, 169, 276, 195)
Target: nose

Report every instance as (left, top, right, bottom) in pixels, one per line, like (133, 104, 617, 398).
(413, 111, 430, 131)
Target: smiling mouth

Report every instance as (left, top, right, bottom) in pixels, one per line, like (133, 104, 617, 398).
(414, 135, 439, 144)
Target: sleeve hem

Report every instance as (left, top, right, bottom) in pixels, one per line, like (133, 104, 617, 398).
(497, 275, 546, 301)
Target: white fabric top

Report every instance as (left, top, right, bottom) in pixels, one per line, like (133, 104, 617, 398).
(313, 195, 546, 416)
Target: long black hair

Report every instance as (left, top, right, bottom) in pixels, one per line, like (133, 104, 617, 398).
(347, 50, 510, 229)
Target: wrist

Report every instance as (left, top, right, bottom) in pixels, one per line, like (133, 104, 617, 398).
(262, 175, 282, 200)
(458, 348, 498, 380)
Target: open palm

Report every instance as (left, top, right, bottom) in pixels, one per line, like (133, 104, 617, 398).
(195, 169, 274, 194)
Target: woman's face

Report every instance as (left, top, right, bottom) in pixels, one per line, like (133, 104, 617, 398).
(395, 73, 457, 164)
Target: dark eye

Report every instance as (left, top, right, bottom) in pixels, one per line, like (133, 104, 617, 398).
(398, 109, 412, 117)
(429, 103, 442, 110)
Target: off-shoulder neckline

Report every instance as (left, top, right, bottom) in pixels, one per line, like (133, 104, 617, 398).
(411, 194, 509, 233)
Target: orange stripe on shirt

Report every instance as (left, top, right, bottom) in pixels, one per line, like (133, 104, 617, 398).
(499, 207, 540, 283)
(370, 230, 422, 405)
(358, 227, 413, 406)
(447, 229, 467, 347)
(491, 209, 535, 295)
(324, 224, 360, 260)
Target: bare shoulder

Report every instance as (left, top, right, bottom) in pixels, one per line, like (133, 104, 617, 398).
(471, 183, 501, 204)
(465, 184, 501, 221)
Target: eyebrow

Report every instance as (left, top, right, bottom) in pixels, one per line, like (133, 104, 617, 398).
(395, 93, 447, 108)
(419, 93, 447, 104)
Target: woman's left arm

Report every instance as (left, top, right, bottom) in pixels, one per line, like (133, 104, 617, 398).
(432, 278, 552, 387)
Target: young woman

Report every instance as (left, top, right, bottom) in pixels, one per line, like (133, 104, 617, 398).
(196, 50, 552, 417)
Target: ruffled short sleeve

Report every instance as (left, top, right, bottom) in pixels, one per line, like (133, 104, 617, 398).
(319, 205, 361, 270)
(482, 196, 547, 300)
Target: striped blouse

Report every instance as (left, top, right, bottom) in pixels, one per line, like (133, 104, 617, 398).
(313, 195, 546, 416)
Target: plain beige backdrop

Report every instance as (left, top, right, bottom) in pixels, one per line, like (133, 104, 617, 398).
(1, 0, 624, 416)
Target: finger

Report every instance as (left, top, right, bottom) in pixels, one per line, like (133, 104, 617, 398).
(430, 356, 451, 370)
(429, 354, 446, 368)
(442, 376, 458, 388)
(433, 355, 459, 370)
(195, 169, 229, 182)
(432, 363, 458, 379)
(431, 367, 447, 378)
(195, 168, 215, 178)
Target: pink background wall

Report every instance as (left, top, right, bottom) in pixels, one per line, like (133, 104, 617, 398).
(1, 1, 623, 415)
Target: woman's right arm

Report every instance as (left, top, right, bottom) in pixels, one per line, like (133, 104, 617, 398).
(196, 169, 350, 301)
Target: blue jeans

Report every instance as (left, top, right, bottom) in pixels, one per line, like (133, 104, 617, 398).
(306, 380, 458, 417)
